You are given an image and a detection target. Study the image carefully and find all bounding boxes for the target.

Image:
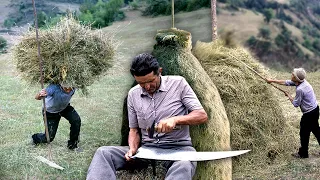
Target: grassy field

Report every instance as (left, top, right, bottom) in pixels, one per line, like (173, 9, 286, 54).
(1, 7, 320, 179)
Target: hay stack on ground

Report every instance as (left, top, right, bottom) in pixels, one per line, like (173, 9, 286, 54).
(193, 40, 297, 171)
(13, 16, 116, 93)
(152, 28, 232, 180)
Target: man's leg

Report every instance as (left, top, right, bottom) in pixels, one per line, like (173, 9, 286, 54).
(299, 114, 311, 158)
(310, 107, 320, 145)
(86, 146, 129, 180)
(32, 111, 61, 144)
(61, 105, 81, 149)
(164, 146, 197, 180)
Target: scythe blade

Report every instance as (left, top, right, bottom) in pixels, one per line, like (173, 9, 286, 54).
(131, 146, 250, 161)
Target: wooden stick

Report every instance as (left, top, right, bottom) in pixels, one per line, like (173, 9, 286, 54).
(229, 53, 287, 93)
(171, 0, 174, 28)
(31, 1, 64, 170)
(31, 0, 52, 160)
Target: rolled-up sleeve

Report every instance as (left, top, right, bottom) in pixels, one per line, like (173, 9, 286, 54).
(180, 78, 203, 111)
(285, 80, 296, 86)
(127, 93, 138, 128)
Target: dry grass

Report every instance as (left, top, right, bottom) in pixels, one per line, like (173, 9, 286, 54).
(284, 21, 304, 42)
(13, 16, 117, 93)
(284, 9, 312, 27)
(193, 40, 298, 173)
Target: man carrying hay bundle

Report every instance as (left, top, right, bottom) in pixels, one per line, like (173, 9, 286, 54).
(13, 16, 116, 150)
(267, 68, 320, 158)
(31, 82, 81, 150)
(86, 53, 208, 180)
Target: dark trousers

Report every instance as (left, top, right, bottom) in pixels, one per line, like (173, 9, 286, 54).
(32, 104, 81, 147)
(298, 106, 320, 157)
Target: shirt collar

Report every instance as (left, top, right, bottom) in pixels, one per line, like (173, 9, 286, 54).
(140, 76, 168, 96)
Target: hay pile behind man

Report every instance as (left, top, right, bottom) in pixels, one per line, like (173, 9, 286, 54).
(152, 28, 232, 180)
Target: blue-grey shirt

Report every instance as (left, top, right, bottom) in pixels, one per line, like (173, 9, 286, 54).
(128, 76, 203, 145)
(45, 84, 75, 113)
(285, 80, 318, 113)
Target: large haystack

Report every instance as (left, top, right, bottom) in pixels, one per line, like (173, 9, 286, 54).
(152, 28, 232, 180)
(13, 16, 116, 93)
(193, 40, 297, 171)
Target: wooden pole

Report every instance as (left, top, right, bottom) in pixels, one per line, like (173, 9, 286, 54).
(229, 53, 287, 93)
(172, 0, 174, 28)
(211, 0, 218, 41)
(31, 0, 52, 160)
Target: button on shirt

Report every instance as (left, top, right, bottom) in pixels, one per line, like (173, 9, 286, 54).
(285, 80, 318, 113)
(127, 76, 203, 144)
(45, 84, 75, 113)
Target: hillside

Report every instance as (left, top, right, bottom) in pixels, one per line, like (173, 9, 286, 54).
(2, 0, 320, 70)
(1, 1, 320, 179)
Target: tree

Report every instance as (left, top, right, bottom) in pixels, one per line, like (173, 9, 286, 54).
(37, 11, 48, 28)
(211, 0, 217, 41)
(258, 26, 271, 40)
(0, 36, 7, 50)
(263, 8, 273, 23)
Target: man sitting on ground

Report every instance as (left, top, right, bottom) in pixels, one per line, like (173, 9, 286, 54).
(86, 53, 208, 180)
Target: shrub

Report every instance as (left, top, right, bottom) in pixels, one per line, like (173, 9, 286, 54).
(129, 0, 139, 10)
(263, 8, 273, 23)
(142, 0, 170, 16)
(3, 18, 16, 29)
(258, 26, 271, 40)
(79, 0, 125, 28)
(0, 36, 7, 51)
(246, 36, 257, 47)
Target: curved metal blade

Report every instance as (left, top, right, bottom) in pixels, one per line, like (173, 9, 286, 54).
(131, 146, 250, 161)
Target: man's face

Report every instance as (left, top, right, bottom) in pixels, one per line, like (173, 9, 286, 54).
(134, 71, 161, 95)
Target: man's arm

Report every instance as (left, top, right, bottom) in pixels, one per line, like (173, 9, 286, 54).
(156, 109, 208, 133)
(125, 128, 140, 161)
(286, 89, 302, 107)
(265, 78, 286, 85)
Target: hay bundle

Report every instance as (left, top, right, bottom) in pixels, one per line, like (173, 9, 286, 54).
(152, 28, 232, 180)
(193, 40, 297, 171)
(14, 16, 116, 93)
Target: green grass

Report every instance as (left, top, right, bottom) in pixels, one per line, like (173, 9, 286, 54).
(0, 62, 132, 178)
(1, 8, 320, 180)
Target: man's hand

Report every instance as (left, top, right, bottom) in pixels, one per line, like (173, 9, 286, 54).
(265, 78, 273, 84)
(125, 149, 137, 161)
(35, 89, 47, 100)
(284, 91, 293, 102)
(39, 89, 47, 97)
(156, 117, 177, 133)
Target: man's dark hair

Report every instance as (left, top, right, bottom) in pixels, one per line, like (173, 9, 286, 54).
(130, 53, 160, 76)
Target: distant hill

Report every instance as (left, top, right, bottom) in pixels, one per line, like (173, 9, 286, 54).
(1, 0, 320, 70)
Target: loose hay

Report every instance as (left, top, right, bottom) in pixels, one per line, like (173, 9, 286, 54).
(193, 40, 298, 173)
(13, 16, 116, 93)
(153, 28, 232, 180)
